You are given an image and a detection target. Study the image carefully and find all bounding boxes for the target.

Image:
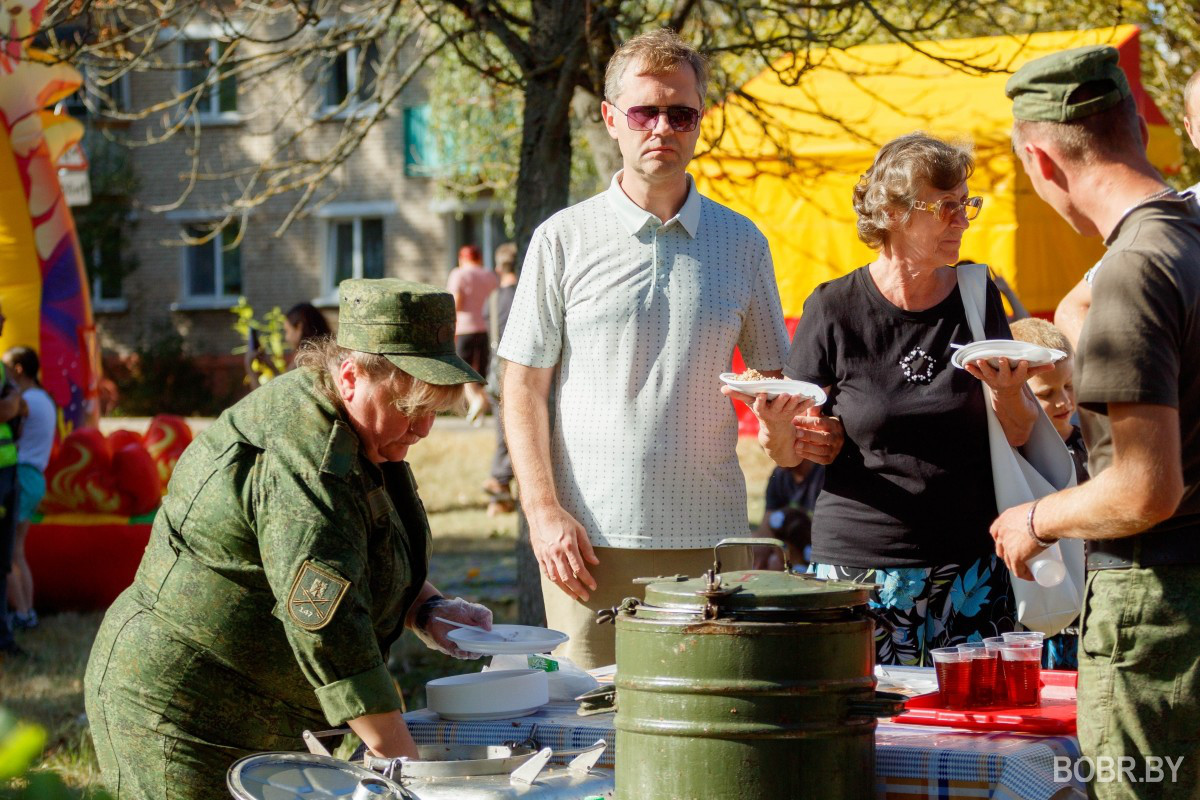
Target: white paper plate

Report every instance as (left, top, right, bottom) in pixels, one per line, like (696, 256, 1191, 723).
(426, 668, 549, 721)
(433, 706, 545, 722)
(446, 624, 569, 655)
(950, 339, 1066, 370)
(719, 373, 827, 404)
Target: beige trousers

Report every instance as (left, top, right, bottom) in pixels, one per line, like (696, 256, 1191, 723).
(540, 546, 728, 670)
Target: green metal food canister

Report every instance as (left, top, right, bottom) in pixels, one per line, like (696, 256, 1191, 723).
(612, 538, 899, 800)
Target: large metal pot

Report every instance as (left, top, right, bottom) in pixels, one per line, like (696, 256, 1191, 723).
(612, 538, 901, 800)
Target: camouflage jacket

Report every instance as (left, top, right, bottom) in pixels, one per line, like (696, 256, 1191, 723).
(125, 367, 430, 726)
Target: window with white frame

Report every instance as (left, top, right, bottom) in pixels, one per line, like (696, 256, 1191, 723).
(180, 38, 237, 117)
(327, 217, 384, 290)
(183, 224, 242, 302)
(323, 41, 379, 111)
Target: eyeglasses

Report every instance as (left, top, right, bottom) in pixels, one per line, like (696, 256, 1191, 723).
(609, 103, 701, 132)
(912, 196, 984, 222)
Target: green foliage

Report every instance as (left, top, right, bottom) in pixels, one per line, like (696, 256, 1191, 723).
(0, 711, 45, 781)
(424, 48, 604, 219)
(0, 708, 109, 800)
(230, 298, 288, 385)
(109, 327, 231, 417)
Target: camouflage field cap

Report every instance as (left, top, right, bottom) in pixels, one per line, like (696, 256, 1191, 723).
(337, 278, 483, 385)
(1006, 45, 1131, 123)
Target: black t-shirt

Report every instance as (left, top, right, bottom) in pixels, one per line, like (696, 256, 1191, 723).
(785, 266, 1010, 567)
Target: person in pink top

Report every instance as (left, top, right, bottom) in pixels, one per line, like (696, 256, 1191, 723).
(447, 244, 499, 423)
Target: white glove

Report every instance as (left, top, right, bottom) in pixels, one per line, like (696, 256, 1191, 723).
(412, 596, 494, 660)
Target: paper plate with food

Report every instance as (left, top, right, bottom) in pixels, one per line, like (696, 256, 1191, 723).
(719, 369, 828, 404)
(950, 340, 1067, 371)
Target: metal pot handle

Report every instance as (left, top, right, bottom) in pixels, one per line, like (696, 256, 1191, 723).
(846, 691, 908, 718)
(714, 537, 790, 573)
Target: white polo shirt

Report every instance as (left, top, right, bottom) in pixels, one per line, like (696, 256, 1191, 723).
(499, 172, 789, 549)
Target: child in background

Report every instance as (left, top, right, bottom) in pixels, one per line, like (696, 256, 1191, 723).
(1010, 318, 1086, 670)
(1009, 318, 1088, 482)
(754, 462, 825, 570)
(3, 347, 56, 631)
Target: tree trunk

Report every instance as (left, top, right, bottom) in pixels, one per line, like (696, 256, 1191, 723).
(571, 86, 623, 188)
(511, 0, 586, 624)
(512, 2, 586, 258)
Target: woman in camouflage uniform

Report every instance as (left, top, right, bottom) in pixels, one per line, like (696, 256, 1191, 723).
(86, 280, 494, 800)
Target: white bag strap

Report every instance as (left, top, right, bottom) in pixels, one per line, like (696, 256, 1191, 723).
(956, 262, 989, 342)
(954, 263, 1076, 505)
(956, 264, 1084, 635)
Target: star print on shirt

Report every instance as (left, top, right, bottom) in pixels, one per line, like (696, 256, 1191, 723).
(899, 347, 937, 384)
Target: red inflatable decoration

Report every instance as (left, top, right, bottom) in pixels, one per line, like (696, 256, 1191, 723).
(28, 415, 194, 611)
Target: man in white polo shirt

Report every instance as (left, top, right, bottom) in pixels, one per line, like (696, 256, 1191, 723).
(499, 29, 839, 668)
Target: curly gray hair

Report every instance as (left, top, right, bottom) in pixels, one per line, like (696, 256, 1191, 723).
(853, 132, 974, 249)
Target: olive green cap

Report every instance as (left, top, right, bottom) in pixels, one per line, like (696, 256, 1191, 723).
(1006, 45, 1131, 123)
(337, 278, 482, 385)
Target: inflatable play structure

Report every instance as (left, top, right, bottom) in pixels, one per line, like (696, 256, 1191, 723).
(693, 25, 1184, 433)
(0, 0, 101, 434)
(1, 1, 176, 610)
(26, 416, 192, 609)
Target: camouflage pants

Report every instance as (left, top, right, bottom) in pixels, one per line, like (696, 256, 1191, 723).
(1078, 566, 1200, 800)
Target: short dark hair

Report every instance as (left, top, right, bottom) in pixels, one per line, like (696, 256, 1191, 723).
(1012, 89, 1142, 164)
(3, 346, 40, 386)
(285, 302, 332, 344)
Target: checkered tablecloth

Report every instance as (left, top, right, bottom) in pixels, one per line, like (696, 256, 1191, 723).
(404, 702, 1085, 799)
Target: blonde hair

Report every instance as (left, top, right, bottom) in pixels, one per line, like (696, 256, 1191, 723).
(604, 29, 708, 107)
(494, 242, 518, 274)
(853, 132, 974, 250)
(1009, 317, 1074, 358)
(295, 336, 466, 417)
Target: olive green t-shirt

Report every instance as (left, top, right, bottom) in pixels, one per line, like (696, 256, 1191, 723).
(1076, 194, 1200, 556)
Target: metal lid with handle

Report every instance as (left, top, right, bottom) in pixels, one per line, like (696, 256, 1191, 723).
(636, 537, 872, 619)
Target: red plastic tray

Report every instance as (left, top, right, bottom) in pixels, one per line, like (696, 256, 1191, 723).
(890, 669, 1077, 735)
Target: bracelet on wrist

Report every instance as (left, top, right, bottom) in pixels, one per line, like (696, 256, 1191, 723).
(414, 594, 446, 630)
(1026, 500, 1056, 548)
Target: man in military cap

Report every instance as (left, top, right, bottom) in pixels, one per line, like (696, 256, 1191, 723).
(1055, 64, 1200, 347)
(86, 279, 495, 800)
(991, 45, 1200, 796)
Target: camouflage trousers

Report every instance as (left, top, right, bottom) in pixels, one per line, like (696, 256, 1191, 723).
(86, 594, 327, 800)
(1078, 565, 1200, 800)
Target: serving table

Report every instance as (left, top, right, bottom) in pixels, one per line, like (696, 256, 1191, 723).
(403, 667, 1086, 800)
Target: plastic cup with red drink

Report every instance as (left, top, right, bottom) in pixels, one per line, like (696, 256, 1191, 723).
(999, 641, 1043, 707)
(982, 636, 1009, 705)
(931, 646, 973, 709)
(958, 641, 1001, 707)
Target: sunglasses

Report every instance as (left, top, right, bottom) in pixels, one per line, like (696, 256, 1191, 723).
(609, 103, 701, 132)
(912, 196, 984, 222)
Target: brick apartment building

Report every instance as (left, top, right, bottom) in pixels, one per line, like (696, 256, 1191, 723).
(76, 17, 507, 399)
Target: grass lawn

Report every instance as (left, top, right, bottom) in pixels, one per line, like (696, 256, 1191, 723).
(0, 415, 776, 793)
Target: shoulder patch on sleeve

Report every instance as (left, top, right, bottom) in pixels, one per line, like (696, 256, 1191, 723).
(287, 561, 350, 630)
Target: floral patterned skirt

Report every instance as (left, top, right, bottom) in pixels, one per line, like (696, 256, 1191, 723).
(811, 556, 1017, 667)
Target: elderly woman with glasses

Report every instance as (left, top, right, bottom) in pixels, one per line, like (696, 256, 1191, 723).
(731, 132, 1050, 666)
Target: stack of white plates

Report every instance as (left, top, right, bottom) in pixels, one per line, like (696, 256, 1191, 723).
(951, 339, 1066, 370)
(425, 669, 550, 721)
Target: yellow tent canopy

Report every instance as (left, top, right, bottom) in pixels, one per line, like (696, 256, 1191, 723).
(692, 25, 1183, 319)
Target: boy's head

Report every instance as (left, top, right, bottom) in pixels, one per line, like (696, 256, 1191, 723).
(1010, 318, 1076, 440)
